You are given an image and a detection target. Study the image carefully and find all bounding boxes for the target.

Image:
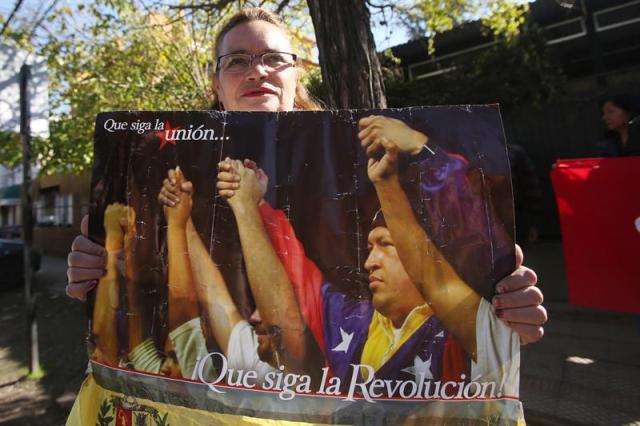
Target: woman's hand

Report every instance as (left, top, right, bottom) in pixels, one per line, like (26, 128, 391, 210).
(494, 245, 547, 345)
(66, 215, 106, 301)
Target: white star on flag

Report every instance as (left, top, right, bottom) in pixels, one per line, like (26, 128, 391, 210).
(401, 354, 433, 379)
(331, 327, 354, 353)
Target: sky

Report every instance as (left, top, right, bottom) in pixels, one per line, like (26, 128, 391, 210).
(2, 0, 538, 52)
(372, 21, 411, 51)
(371, 0, 537, 50)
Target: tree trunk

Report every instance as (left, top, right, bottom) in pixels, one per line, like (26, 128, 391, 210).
(306, 0, 387, 109)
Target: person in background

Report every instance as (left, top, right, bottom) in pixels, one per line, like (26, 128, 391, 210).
(597, 94, 640, 157)
(508, 144, 544, 246)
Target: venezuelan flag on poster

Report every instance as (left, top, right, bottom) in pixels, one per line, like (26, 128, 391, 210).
(551, 157, 640, 314)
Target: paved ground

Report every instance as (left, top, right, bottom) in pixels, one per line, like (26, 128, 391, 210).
(521, 303, 640, 425)
(0, 256, 87, 426)
(0, 241, 639, 425)
(519, 241, 640, 425)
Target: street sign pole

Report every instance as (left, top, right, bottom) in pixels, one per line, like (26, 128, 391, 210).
(20, 63, 40, 375)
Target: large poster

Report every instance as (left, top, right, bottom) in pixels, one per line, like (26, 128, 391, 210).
(75, 107, 522, 425)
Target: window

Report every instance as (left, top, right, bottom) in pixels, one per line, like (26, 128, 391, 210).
(37, 186, 73, 226)
(544, 17, 586, 45)
(594, 0, 640, 32)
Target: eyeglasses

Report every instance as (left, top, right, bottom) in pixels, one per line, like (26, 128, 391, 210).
(216, 52, 297, 74)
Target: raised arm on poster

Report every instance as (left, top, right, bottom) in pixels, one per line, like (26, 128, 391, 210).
(90, 203, 132, 365)
(159, 168, 242, 355)
(365, 131, 480, 357)
(358, 115, 544, 344)
(160, 164, 324, 383)
(159, 167, 284, 382)
(363, 118, 520, 399)
(216, 158, 312, 373)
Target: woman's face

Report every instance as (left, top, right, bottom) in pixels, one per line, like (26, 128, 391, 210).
(602, 101, 630, 133)
(214, 20, 297, 112)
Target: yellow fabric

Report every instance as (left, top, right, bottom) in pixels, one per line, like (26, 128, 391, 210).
(66, 374, 334, 426)
(66, 373, 526, 424)
(361, 304, 432, 375)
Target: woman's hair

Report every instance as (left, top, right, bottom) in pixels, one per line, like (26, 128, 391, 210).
(212, 7, 323, 111)
(600, 94, 640, 118)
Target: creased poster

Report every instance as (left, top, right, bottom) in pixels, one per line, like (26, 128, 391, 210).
(71, 107, 523, 425)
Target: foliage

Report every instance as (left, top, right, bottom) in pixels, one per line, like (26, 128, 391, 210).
(2, 0, 315, 173)
(39, 1, 215, 173)
(0, 0, 530, 173)
(376, 0, 529, 53)
(302, 67, 329, 105)
(385, 21, 564, 113)
(0, 130, 47, 169)
(0, 131, 23, 169)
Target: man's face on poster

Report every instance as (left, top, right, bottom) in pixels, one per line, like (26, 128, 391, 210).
(249, 309, 278, 366)
(364, 227, 417, 313)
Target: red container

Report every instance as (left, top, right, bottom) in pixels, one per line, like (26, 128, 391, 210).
(551, 157, 640, 314)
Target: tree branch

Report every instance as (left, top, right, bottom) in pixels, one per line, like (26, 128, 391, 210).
(365, 0, 395, 11)
(276, 0, 292, 14)
(0, 0, 25, 37)
(168, 0, 234, 12)
(28, 0, 60, 40)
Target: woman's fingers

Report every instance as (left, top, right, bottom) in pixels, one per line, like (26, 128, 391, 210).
(67, 218, 106, 301)
(515, 244, 524, 269)
(496, 304, 548, 325)
(67, 264, 106, 286)
(68, 250, 105, 270)
(66, 280, 98, 301)
(70, 234, 105, 257)
(506, 323, 545, 346)
(80, 215, 89, 237)
(495, 265, 538, 295)
(67, 236, 107, 285)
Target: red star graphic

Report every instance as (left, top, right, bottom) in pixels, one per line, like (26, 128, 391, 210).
(156, 121, 181, 149)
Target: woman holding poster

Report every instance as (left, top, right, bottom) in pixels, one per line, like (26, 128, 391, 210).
(65, 6, 546, 425)
(67, 6, 546, 345)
